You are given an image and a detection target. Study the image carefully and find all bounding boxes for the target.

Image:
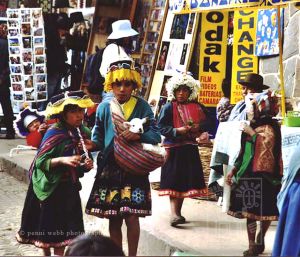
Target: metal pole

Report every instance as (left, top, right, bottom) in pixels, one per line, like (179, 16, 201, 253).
(277, 6, 286, 117)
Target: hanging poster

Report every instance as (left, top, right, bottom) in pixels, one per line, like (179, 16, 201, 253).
(170, 14, 189, 39)
(156, 41, 170, 71)
(255, 9, 283, 56)
(149, 12, 198, 114)
(198, 11, 228, 107)
(231, 10, 258, 104)
(7, 8, 47, 103)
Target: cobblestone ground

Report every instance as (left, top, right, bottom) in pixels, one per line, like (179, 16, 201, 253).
(0, 169, 109, 256)
(0, 172, 39, 256)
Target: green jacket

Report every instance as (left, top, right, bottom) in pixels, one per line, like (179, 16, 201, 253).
(32, 122, 91, 201)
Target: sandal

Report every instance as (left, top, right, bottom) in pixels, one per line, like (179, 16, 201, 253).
(170, 216, 186, 227)
(243, 248, 259, 256)
(256, 233, 265, 254)
(179, 215, 186, 222)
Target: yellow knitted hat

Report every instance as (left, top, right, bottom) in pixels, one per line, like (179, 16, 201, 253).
(104, 62, 142, 92)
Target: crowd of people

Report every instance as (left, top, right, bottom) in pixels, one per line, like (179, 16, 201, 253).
(0, 15, 299, 256)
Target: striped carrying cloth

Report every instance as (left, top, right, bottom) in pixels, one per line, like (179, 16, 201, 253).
(110, 98, 166, 176)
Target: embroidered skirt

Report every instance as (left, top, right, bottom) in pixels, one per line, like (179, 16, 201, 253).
(85, 153, 151, 218)
(159, 144, 207, 198)
(16, 181, 84, 248)
(227, 170, 280, 221)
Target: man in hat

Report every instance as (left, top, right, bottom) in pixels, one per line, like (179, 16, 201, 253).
(0, 23, 15, 139)
(53, 0, 71, 8)
(98, 20, 138, 101)
(38, 13, 71, 110)
(228, 73, 269, 121)
(100, 20, 139, 77)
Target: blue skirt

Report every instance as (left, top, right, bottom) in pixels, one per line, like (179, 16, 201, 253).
(272, 175, 300, 256)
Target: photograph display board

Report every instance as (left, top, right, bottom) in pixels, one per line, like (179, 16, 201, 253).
(139, 0, 167, 97)
(149, 12, 198, 115)
(6, 8, 47, 103)
(255, 8, 283, 56)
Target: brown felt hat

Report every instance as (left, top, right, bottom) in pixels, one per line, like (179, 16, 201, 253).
(238, 73, 269, 90)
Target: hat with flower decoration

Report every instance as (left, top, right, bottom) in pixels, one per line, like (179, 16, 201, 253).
(166, 71, 201, 101)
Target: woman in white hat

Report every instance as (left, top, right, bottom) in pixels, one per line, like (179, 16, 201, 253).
(157, 73, 211, 226)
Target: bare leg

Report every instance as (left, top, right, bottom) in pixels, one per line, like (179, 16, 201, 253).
(42, 248, 51, 256)
(246, 219, 257, 249)
(125, 215, 140, 256)
(53, 246, 65, 256)
(109, 216, 123, 250)
(258, 220, 271, 238)
(256, 220, 272, 253)
(170, 196, 184, 217)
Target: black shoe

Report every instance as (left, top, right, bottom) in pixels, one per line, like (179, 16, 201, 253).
(170, 216, 186, 227)
(5, 133, 15, 139)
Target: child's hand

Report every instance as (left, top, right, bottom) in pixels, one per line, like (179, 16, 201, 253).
(121, 130, 141, 141)
(83, 157, 93, 170)
(176, 126, 191, 135)
(38, 123, 48, 134)
(189, 124, 200, 133)
(60, 155, 81, 167)
(78, 139, 96, 151)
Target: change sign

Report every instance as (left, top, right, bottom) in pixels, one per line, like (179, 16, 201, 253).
(231, 10, 258, 104)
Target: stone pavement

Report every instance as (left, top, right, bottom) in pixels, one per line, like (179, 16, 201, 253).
(0, 138, 278, 256)
(0, 172, 38, 256)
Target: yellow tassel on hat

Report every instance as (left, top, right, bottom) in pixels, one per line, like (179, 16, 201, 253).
(104, 68, 142, 92)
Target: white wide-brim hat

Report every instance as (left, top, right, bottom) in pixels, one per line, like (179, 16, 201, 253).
(107, 19, 138, 40)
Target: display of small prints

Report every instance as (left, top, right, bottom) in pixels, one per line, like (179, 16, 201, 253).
(7, 8, 47, 103)
(38, 0, 52, 13)
(0, 0, 8, 10)
(69, 0, 78, 8)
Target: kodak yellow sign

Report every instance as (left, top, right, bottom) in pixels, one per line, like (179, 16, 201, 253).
(199, 11, 228, 107)
(231, 10, 258, 104)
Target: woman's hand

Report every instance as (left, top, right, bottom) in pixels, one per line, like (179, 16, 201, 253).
(240, 122, 256, 137)
(83, 157, 94, 170)
(196, 132, 210, 144)
(226, 168, 236, 186)
(121, 130, 141, 141)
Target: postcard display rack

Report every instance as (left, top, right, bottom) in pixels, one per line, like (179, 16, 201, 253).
(148, 11, 198, 115)
(140, 0, 168, 97)
(7, 8, 47, 104)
